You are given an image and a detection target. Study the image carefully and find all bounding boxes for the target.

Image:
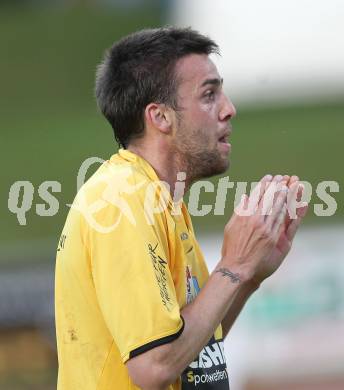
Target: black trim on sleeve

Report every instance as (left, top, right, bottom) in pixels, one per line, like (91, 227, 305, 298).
(128, 316, 185, 359)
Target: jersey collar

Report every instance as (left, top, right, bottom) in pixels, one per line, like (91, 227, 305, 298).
(115, 149, 191, 229)
(117, 148, 160, 183)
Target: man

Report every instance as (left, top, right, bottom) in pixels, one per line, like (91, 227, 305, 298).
(55, 27, 307, 389)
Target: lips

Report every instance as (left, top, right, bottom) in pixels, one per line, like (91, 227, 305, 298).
(218, 130, 231, 144)
(217, 129, 232, 154)
(218, 134, 228, 143)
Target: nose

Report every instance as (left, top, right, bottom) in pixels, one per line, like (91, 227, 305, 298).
(219, 92, 236, 122)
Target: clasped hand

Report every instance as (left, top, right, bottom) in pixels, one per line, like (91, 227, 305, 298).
(221, 174, 308, 286)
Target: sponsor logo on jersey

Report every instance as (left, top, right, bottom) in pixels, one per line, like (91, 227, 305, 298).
(189, 340, 226, 369)
(185, 368, 229, 388)
(148, 242, 173, 312)
(186, 265, 201, 304)
(181, 232, 189, 240)
(182, 338, 230, 389)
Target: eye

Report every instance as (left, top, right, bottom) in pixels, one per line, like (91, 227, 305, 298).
(204, 90, 215, 102)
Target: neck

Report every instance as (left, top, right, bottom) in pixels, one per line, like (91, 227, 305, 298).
(127, 141, 193, 201)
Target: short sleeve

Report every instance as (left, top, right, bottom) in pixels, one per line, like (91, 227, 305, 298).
(89, 191, 184, 363)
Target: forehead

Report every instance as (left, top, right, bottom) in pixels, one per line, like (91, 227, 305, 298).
(174, 54, 220, 91)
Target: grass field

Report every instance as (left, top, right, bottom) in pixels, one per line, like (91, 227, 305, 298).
(1, 5, 343, 260)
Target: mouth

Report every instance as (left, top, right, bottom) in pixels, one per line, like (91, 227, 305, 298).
(217, 129, 231, 154)
(218, 134, 229, 144)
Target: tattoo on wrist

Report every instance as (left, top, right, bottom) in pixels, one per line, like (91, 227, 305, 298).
(215, 268, 241, 284)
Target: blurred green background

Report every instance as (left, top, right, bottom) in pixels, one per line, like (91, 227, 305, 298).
(2, 4, 343, 251)
(0, 2, 343, 389)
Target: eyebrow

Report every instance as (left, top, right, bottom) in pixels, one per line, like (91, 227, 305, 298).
(200, 77, 223, 88)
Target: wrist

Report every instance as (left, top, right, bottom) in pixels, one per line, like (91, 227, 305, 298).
(242, 278, 261, 294)
(216, 259, 261, 292)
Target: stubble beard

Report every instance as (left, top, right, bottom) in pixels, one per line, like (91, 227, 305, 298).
(174, 122, 230, 184)
(185, 147, 229, 181)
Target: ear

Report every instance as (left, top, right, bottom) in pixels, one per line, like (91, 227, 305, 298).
(144, 103, 173, 134)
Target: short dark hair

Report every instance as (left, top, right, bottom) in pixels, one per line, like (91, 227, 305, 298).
(95, 27, 219, 148)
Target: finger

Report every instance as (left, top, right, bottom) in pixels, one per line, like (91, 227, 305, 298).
(297, 201, 308, 217)
(242, 175, 273, 216)
(256, 174, 284, 217)
(271, 203, 288, 237)
(282, 176, 301, 229)
(285, 177, 299, 219)
(259, 178, 288, 219)
(234, 194, 249, 216)
(288, 175, 299, 186)
(283, 174, 291, 185)
(286, 181, 305, 220)
(252, 174, 274, 203)
(249, 174, 286, 218)
(286, 202, 308, 240)
(265, 184, 289, 229)
(297, 183, 304, 202)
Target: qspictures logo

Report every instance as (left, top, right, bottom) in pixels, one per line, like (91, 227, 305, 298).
(6, 156, 341, 231)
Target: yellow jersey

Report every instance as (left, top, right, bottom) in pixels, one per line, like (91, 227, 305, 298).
(55, 149, 229, 389)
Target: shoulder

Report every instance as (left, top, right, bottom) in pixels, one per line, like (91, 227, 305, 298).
(69, 158, 171, 235)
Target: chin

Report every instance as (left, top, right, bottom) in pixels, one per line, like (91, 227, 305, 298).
(214, 159, 230, 175)
(198, 157, 230, 180)
(186, 147, 230, 180)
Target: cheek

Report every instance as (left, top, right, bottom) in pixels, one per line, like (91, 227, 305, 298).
(189, 105, 217, 128)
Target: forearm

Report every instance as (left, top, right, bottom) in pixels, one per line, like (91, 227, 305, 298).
(166, 263, 242, 375)
(169, 267, 259, 374)
(221, 279, 259, 339)
(127, 261, 247, 389)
